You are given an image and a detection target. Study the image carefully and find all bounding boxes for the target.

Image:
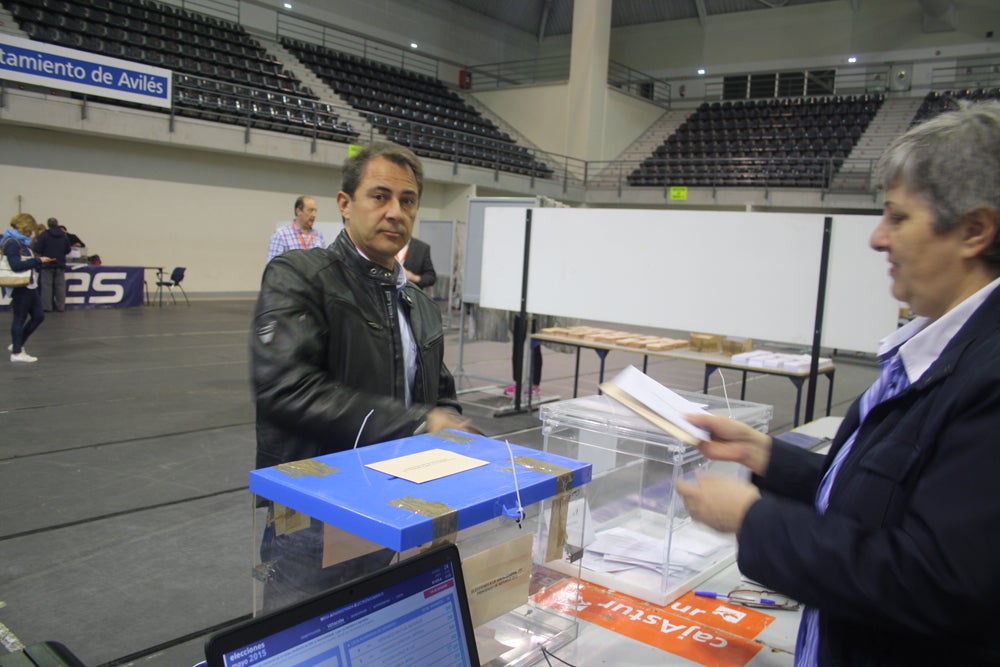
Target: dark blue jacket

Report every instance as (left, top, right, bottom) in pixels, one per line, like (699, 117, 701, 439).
(33, 227, 72, 269)
(739, 283, 1000, 666)
(2, 233, 43, 274)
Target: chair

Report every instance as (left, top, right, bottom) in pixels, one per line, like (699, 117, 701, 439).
(155, 267, 189, 305)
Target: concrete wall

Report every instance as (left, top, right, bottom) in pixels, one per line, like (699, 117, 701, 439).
(604, 0, 999, 77)
(472, 85, 663, 161)
(0, 123, 457, 294)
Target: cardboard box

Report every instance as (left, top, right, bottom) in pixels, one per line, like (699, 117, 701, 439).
(251, 432, 592, 666)
(689, 332, 722, 353)
(721, 336, 753, 356)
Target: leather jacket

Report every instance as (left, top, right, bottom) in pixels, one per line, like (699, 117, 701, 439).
(252, 230, 460, 469)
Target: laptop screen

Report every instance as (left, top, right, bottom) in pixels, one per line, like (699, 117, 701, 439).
(205, 544, 479, 667)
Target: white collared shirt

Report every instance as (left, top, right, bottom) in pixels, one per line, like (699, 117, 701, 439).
(878, 276, 1000, 383)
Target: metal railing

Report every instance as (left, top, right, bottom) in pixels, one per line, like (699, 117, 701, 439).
(930, 57, 1000, 91)
(460, 55, 672, 106)
(702, 64, 892, 101)
(167, 73, 589, 188)
(274, 14, 440, 80)
(584, 156, 845, 195)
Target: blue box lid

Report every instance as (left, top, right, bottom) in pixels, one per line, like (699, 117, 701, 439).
(249, 430, 592, 551)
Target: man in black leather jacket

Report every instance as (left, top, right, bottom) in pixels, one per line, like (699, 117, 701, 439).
(250, 142, 471, 609)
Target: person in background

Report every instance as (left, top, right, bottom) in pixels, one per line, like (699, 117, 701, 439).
(33, 217, 71, 312)
(266, 195, 324, 262)
(251, 143, 472, 610)
(676, 102, 1000, 665)
(59, 225, 84, 248)
(396, 235, 436, 290)
(2, 214, 54, 362)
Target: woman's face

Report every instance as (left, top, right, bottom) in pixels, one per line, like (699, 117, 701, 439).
(869, 182, 969, 320)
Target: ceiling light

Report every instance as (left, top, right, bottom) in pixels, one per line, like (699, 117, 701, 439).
(697, 68, 706, 76)
(410, 42, 418, 49)
(848, 56, 857, 64)
(283, 2, 292, 8)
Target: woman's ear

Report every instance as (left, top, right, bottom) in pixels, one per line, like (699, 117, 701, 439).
(959, 206, 999, 259)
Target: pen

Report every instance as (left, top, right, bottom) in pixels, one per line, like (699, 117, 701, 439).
(695, 590, 782, 606)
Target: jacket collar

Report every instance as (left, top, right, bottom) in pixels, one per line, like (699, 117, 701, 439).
(901, 279, 1000, 393)
(333, 229, 401, 287)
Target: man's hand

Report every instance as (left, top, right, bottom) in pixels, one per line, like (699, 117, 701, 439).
(39, 256, 55, 264)
(426, 408, 481, 435)
(676, 472, 761, 534)
(404, 268, 420, 284)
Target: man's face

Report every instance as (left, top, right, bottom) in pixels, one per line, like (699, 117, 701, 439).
(295, 197, 318, 232)
(338, 157, 419, 269)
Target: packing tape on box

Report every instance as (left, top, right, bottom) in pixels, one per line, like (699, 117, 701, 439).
(275, 459, 340, 478)
(431, 430, 476, 444)
(511, 456, 575, 495)
(389, 496, 459, 540)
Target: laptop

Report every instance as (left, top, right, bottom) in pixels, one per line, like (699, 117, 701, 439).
(204, 543, 480, 667)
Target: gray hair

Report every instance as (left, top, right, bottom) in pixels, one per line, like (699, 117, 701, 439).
(341, 142, 423, 199)
(875, 101, 1000, 265)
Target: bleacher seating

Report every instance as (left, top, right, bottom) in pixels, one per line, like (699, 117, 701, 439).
(912, 87, 1000, 125)
(281, 38, 553, 178)
(629, 93, 884, 188)
(2, 0, 358, 141)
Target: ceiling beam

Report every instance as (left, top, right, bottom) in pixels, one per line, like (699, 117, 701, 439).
(537, 0, 554, 41)
(693, 0, 707, 26)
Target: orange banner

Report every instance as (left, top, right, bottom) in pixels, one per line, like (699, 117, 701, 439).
(534, 580, 775, 667)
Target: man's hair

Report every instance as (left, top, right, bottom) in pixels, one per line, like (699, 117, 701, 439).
(47, 217, 59, 229)
(875, 100, 1000, 265)
(294, 196, 310, 214)
(341, 142, 423, 199)
(9, 213, 38, 234)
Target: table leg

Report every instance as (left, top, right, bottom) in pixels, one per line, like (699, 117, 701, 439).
(702, 364, 718, 393)
(740, 370, 748, 400)
(789, 377, 805, 427)
(596, 349, 609, 393)
(826, 370, 835, 416)
(573, 348, 581, 398)
(642, 355, 649, 373)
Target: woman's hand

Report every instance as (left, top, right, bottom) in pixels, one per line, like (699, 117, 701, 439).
(676, 472, 761, 534)
(686, 413, 773, 477)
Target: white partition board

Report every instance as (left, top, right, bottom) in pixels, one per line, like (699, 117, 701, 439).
(481, 208, 897, 353)
(463, 197, 538, 303)
(823, 215, 901, 353)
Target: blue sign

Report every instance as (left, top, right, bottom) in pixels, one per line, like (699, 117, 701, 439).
(0, 265, 144, 310)
(0, 33, 172, 108)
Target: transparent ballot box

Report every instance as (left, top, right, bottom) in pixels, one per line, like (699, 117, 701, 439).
(540, 391, 773, 606)
(250, 430, 592, 667)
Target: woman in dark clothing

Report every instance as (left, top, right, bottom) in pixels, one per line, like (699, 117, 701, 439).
(2, 214, 54, 363)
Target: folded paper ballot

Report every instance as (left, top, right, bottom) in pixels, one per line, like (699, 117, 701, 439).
(599, 365, 710, 446)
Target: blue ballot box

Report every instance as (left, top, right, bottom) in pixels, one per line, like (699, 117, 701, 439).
(541, 391, 773, 606)
(250, 430, 592, 666)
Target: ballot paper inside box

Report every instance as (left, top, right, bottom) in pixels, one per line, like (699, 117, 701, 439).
(540, 391, 772, 606)
(249, 430, 592, 666)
